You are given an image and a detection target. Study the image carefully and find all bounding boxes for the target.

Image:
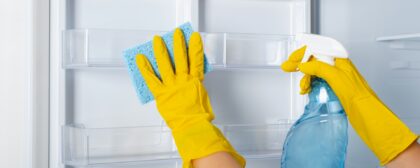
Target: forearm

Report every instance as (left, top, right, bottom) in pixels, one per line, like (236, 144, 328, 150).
(169, 114, 244, 168)
(386, 142, 420, 168)
(193, 152, 242, 168)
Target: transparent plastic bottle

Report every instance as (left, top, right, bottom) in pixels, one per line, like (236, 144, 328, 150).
(281, 77, 348, 168)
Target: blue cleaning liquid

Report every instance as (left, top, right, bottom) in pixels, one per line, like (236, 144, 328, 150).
(281, 77, 348, 168)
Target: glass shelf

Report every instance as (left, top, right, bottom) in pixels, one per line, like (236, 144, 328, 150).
(63, 29, 295, 69)
(377, 33, 420, 50)
(62, 121, 292, 166)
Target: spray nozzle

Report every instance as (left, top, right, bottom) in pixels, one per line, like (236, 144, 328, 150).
(295, 33, 349, 65)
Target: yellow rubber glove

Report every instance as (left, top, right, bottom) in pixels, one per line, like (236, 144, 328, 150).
(281, 46, 312, 94)
(135, 29, 245, 168)
(281, 47, 418, 166)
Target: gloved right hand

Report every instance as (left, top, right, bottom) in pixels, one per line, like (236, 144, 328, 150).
(135, 29, 245, 168)
(281, 46, 418, 166)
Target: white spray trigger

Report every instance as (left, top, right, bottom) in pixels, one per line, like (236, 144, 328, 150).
(295, 33, 348, 66)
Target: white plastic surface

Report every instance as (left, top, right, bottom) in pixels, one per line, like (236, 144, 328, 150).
(296, 33, 349, 65)
(197, 0, 310, 34)
(63, 29, 293, 69)
(63, 122, 292, 166)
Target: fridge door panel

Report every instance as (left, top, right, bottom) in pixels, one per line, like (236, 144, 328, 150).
(52, 0, 312, 167)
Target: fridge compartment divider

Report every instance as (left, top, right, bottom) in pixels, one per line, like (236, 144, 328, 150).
(62, 121, 293, 166)
(63, 29, 296, 69)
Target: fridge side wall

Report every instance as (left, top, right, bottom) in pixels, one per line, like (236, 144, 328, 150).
(318, 0, 420, 167)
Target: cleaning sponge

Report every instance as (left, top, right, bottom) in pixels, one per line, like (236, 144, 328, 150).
(123, 23, 212, 104)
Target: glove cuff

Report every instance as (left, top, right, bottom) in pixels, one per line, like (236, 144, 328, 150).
(348, 95, 418, 165)
(172, 120, 246, 168)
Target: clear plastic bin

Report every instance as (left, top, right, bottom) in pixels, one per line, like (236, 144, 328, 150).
(62, 125, 176, 166)
(63, 29, 295, 69)
(62, 121, 292, 166)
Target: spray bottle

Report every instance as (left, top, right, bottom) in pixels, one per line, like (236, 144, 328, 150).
(281, 33, 349, 168)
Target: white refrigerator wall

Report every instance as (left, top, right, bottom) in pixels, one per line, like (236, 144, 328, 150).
(0, 0, 49, 168)
(317, 0, 420, 167)
(0, 0, 31, 167)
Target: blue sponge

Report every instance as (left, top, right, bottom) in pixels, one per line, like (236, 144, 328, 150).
(123, 23, 212, 104)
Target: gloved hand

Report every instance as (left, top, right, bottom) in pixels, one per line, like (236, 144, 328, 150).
(281, 46, 312, 94)
(135, 29, 245, 168)
(281, 46, 418, 166)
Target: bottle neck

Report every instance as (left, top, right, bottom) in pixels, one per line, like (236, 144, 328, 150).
(308, 77, 340, 104)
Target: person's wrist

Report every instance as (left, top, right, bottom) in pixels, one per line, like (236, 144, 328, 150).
(171, 120, 245, 168)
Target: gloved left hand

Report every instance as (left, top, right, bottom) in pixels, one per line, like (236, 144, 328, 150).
(281, 46, 418, 166)
(135, 28, 245, 168)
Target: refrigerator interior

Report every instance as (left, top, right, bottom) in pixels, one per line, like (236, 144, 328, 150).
(317, 0, 420, 167)
(53, 0, 312, 167)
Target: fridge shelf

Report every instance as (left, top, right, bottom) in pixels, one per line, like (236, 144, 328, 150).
(62, 121, 292, 166)
(63, 29, 295, 69)
(377, 33, 420, 50)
